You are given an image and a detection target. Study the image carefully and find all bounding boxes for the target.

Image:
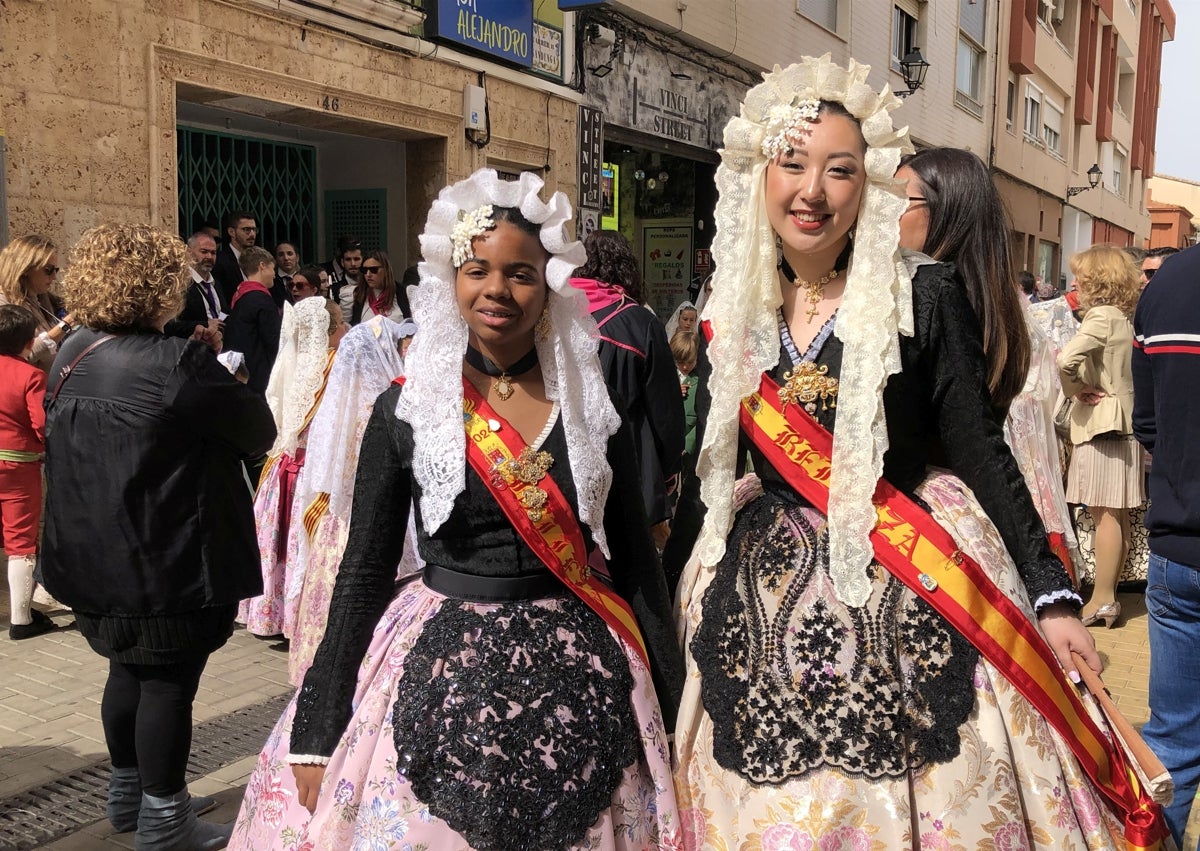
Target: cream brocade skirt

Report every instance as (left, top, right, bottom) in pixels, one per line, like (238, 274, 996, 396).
(673, 470, 1125, 851)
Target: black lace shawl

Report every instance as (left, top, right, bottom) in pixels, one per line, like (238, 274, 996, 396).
(663, 260, 1074, 607)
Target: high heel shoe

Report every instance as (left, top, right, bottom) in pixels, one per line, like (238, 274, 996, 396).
(1081, 601, 1121, 629)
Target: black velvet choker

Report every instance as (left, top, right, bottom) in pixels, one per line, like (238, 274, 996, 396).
(465, 345, 539, 401)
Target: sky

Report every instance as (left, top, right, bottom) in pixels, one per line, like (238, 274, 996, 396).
(1153, 3, 1200, 182)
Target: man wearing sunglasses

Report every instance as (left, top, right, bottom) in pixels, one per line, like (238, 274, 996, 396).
(1141, 246, 1179, 290)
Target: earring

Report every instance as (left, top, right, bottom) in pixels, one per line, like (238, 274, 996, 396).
(535, 304, 552, 341)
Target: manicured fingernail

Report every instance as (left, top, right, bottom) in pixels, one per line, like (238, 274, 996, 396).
(1069, 670, 1081, 684)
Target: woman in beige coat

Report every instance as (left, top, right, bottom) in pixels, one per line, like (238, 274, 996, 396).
(1058, 245, 1142, 627)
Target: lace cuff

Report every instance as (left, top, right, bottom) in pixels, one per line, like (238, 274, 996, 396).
(285, 753, 332, 766)
(1033, 588, 1083, 614)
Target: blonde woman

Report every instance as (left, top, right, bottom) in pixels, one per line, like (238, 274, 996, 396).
(1058, 245, 1144, 627)
(0, 235, 73, 371)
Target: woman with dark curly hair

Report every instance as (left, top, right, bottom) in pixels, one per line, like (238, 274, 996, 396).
(41, 223, 275, 849)
(570, 230, 683, 547)
(0, 234, 74, 372)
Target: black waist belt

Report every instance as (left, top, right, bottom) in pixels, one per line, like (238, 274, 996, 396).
(422, 564, 565, 603)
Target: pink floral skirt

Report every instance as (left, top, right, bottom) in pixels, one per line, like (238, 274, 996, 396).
(237, 452, 303, 637)
(674, 470, 1125, 851)
(231, 577, 682, 851)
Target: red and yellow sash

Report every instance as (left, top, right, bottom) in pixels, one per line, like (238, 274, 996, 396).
(388, 376, 648, 664)
(737, 366, 1165, 850)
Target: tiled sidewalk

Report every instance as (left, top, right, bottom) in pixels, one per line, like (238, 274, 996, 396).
(0, 588, 1162, 849)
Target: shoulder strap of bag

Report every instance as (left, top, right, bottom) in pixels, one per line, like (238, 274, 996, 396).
(49, 334, 116, 404)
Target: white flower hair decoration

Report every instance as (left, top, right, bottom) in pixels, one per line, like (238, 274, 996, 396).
(396, 169, 621, 555)
(450, 204, 495, 268)
(760, 99, 820, 160)
(695, 55, 915, 607)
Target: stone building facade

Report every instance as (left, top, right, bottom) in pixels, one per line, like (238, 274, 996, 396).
(1, 0, 581, 266)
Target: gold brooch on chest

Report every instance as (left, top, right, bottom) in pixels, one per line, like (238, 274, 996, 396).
(779, 362, 839, 414)
(494, 446, 555, 522)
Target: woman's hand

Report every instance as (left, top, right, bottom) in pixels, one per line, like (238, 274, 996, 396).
(291, 764, 326, 814)
(190, 324, 223, 354)
(1074, 386, 1107, 406)
(1038, 602, 1102, 682)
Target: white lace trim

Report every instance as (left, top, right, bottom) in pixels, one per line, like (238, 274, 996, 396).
(695, 55, 916, 606)
(396, 169, 619, 556)
(298, 316, 406, 521)
(1034, 588, 1083, 612)
(264, 298, 334, 457)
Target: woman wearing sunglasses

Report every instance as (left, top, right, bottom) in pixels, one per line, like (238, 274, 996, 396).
(346, 250, 411, 326)
(0, 235, 74, 372)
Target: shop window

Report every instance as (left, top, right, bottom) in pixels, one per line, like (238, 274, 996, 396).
(1037, 241, 1057, 286)
(955, 35, 985, 117)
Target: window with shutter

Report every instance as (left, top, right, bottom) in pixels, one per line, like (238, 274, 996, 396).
(797, 0, 839, 33)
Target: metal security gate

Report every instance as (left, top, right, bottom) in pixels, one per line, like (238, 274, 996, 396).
(177, 126, 318, 262)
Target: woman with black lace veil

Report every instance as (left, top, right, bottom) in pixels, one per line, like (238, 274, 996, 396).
(230, 169, 684, 851)
(666, 57, 1165, 850)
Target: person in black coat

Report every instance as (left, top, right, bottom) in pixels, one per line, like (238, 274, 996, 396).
(211, 210, 258, 304)
(42, 223, 275, 849)
(223, 246, 282, 395)
(164, 232, 225, 344)
(570, 231, 684, 548)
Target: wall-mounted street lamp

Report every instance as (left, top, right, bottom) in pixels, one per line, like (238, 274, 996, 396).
(1067, 163, 1104, 197)
(894, 48, 930, 99)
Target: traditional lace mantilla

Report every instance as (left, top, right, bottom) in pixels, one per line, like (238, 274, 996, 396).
(696, 55, 915, 606)
(264, 297, 334, 457)
(396, 169, 620, 556)
(298, 316, 406, 520)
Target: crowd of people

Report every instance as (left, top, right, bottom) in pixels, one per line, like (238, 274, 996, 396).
(0, 54, 1197, 851)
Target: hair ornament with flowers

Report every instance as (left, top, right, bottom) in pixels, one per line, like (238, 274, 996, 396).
(694, 55, 923, 608)
(397, 169, 620, 556)
(760, 99, 820, 160)
(450, 205, 496, 268)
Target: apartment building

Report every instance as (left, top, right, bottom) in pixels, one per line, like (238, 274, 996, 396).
(993, 0, 1174, 287)
(1, 1, 581, 266)
(572, 0, 1001, 311)
(1146, 174, 1200, 248)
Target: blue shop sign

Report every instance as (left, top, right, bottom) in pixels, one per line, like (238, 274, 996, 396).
(558, 0, 609, 9)
(429, 0, 534, 68)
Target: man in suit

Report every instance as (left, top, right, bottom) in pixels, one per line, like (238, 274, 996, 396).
(164, 232, 224, 349)
(213, 211, 258, 303)
(272, 241, 299, 310)
(322, 235, 363, 307)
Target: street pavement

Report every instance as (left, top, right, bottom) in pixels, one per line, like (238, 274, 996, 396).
(0, 587, 1166, 848)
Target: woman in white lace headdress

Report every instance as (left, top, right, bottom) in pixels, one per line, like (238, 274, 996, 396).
(231, 169, 683, 851)
(665, 56, 1133, 849)
(664, 299, 698, 339)
(285, 314, 412, 686)
(237, 297, 344, 637)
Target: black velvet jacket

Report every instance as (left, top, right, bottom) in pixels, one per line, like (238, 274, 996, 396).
(663, 261, 1074, 607)
(42, 328, 276, 616)
(291, 384, 685, 758)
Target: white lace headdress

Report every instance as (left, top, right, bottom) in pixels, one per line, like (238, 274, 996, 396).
(396, 168, 620, 556)
(696, 55, 914, 606)
(299, 315, 406, 520)
(265, 296, 334, 457)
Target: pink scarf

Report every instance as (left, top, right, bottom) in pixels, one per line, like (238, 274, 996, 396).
(569, 277, 627, 314)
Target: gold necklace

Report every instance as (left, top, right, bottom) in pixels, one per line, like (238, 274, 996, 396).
(780, 258, 841, 323)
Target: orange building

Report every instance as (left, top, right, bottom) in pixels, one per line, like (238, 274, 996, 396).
(1146, 201, 1196, 249)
